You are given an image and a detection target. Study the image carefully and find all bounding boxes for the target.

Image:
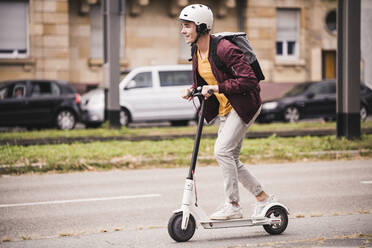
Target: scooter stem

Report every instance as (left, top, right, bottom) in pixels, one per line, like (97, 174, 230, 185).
(187, 95, 206, 180)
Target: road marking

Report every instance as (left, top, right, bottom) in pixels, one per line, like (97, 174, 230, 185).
(360, 181, 372, 184)
(0, 194, 161, 208)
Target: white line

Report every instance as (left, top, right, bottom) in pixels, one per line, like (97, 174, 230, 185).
(361, 181, 372, 184)
(0, 194, 161, 208)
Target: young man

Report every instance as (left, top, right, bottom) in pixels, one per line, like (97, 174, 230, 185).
(179, 4, 275, 220)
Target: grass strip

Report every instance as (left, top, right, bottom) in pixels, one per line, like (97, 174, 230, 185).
(1, 134, 371, 174)
(1, 121, 371, 141)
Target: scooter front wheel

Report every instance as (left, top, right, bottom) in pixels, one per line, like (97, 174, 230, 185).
(263, 206, 288, 235)
(168, 212, 196, 242)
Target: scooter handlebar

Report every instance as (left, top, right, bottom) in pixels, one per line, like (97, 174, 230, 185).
(189, 87, 214, 98)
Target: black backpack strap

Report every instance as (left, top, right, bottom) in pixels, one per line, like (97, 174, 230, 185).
(210, 36, 227, 74)
(251, 60, 265, 81)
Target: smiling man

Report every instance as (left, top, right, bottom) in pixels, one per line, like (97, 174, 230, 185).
(178, 4, 283, 221)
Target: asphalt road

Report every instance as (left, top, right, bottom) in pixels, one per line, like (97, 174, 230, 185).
(1, 159, 372, 247)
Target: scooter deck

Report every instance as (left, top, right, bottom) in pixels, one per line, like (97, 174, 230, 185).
(200, 217, 281, 229)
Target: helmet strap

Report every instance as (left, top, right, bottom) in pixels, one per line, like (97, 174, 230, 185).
(192, 24, 208, 46)
(192, 32, 201, 46)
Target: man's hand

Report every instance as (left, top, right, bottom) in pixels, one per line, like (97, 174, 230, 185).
(202, 85, 218, 100)
(181, 87, 193, 101)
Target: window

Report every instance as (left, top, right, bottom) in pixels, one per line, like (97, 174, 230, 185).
(276, 9, 299, 59)
(90, 4, 125, 59)
(31, 82, 60, 97)
(0, 86, 9, 100)
(283, 83, 311, 97)
(159, 70, 193, 87)
(51, 82, 61, 95)
(325, 10, 336, 34)
(308, 82, 335, 95)
(0, 82, 29, 99)
(13, 85, 26, 98)
(128, 72, 152, 89)
(328, 82, 336, 94)
(0, 1, 28, 58)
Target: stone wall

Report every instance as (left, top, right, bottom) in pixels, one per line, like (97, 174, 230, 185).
(68, 0, 101, 86)
(0, 0, 70, 81)
(32, 0, 70, 80)
(247, 0, 337, 83)
(0, 0, 339, 89)
(125, 0, 238, 67)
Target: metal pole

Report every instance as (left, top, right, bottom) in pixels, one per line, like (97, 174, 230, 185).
(336, 0, 344, 138)
(336, 0, 361, 139)
(187, 97, 206, 180)
(236, 0, 246, 32)
(103, 0, 122, 128)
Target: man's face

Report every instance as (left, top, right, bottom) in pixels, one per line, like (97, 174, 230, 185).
(180, 21, 197, 44)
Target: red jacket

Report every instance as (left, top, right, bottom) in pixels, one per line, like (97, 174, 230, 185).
(192, 35, 262, 124)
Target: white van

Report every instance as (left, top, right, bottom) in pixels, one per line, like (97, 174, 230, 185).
(81, 65, 198, 127)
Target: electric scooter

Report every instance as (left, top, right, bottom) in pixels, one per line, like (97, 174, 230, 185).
(168, 87, 289, 242)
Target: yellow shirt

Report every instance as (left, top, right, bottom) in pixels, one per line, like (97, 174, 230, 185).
(197, 48, 232, 116)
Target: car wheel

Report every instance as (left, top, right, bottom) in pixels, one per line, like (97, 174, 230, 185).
(56, 110, 76, 130)
(284, 106, 300, 123)
(360, 105, 368, 122)
(120, 109, 130, 127)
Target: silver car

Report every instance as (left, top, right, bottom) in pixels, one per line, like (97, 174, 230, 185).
(81, 65, 198, 127)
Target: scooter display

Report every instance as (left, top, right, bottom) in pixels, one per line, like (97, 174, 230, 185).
(168, 87, 289, 242)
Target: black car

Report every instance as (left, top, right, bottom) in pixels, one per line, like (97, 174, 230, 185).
(257, 80, 372, 123)
(0, 79, 82, 130)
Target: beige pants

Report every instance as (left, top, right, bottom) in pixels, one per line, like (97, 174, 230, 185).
(214, 106, 263, 204)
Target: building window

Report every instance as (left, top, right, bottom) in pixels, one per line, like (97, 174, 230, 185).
(0, 1, 29, 58)
(325, 10, 336, 34)
(90, 4, 125, 59)
(276, 8, 299, 59)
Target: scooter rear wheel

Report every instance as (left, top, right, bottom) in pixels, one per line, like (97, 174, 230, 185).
(168, 212, 196, 242)
(263, 206, 288, 235)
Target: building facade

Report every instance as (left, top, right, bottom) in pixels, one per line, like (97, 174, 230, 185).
(0, 0, 353, 93)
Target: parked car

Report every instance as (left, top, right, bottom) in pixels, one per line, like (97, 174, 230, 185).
(257, 80, 372, 123)
(80, 87, 105, 128)
(0, 79, 81, 130)
(81, 65, 198, 127)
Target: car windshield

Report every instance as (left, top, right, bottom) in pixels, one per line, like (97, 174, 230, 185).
(283, 83, 312, 97)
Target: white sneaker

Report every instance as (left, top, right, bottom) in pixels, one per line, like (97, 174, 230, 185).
(210, 203, 243, 220)
(251, 195, 275, 219)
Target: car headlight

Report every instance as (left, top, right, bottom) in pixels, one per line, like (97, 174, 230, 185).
(262, 102, 278, 110)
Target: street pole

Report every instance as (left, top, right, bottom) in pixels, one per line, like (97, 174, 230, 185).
(102, 0, 123, 128)
(236, 0, 246, 32)
(336, 0, 361, 139)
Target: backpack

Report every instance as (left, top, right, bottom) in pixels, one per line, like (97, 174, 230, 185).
(191, 32, 265, 82)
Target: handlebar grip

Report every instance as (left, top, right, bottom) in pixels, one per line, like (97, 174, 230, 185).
(188, 87, 215, 97)
(187, 88, 196, 97)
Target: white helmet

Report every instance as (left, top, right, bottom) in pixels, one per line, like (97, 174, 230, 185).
(179, 4, 213, 31)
